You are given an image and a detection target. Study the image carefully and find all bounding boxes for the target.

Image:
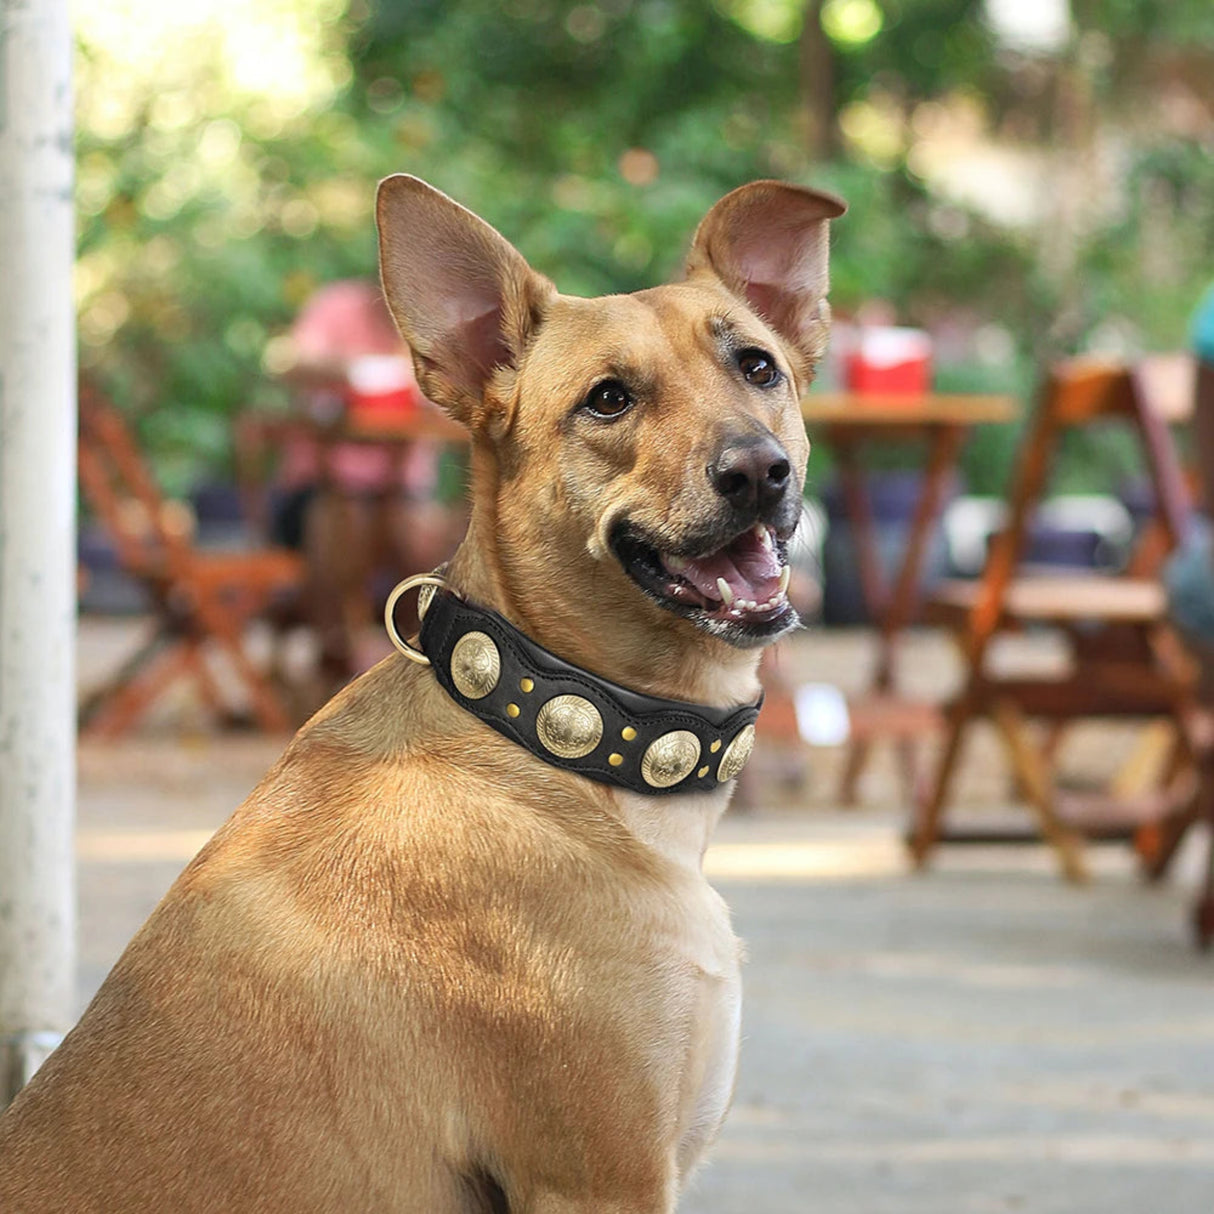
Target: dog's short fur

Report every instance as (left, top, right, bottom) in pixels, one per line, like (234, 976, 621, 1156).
(0, 178, 843, 1212)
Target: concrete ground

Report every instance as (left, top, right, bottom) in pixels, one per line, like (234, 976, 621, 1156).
(74, 619, 1214, 1212)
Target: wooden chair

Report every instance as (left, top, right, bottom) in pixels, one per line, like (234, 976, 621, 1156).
(909, 358, 1196, 882)
(77, 384, 307, 737)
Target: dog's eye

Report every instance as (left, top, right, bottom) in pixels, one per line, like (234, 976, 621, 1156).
(737, 349, 781, 388)
(583, 380, 633, 419)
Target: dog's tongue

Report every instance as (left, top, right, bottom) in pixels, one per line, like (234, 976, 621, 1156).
(669, 526, 782, 605)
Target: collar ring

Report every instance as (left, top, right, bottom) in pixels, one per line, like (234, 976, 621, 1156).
(384, 573, 452, 665)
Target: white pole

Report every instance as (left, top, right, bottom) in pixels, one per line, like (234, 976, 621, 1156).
(0, 0, 76, 1105)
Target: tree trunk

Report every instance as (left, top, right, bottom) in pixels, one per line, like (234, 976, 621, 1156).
(800, 0, 840, 162)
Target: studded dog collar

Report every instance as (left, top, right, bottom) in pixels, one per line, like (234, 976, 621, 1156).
(385, 575, 761, 795)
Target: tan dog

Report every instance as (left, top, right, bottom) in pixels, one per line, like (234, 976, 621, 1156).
(0, 177, 843, 1212)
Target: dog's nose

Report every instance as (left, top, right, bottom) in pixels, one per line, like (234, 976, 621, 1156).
(709, 435, 792, 515)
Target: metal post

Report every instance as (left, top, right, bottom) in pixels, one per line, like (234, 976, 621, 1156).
(0, 0, 76, 1106)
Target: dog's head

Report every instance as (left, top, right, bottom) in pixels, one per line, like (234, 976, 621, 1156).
(378, 177, 844, 680)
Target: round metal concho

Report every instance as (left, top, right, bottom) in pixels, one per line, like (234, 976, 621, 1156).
(716, 724, 756, 783)
(642, 730, 702, 789)
(449, 631, 501, 700)
(535, 695, 603, 759)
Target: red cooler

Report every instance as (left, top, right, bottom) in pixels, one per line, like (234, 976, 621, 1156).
(845, 327, 932, 396)
(346, 354, 422, 428)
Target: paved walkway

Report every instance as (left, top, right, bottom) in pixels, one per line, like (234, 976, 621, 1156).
(692, 816, 1214, 1213)
(74, 622, 1214, 1212)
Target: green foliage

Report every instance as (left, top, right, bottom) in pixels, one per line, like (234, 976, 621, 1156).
(77, 0, 1214, 498)
(1073, 137, 1214, 351)
(1071, 0, 1214, 46)
(831, 1, 996, 99)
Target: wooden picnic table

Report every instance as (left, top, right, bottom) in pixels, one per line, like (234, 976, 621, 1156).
(800, 391, 1019, 805)
(235, 405, 471, 681)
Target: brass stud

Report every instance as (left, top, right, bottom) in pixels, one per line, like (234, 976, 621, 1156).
(709, 739, 722, 754)
(520, 677, 534, 693)
(506, 703, 520, 718)
(450, 631, 501, 699)
(641, 730, 701, 789)
(536, 695, 603, 759)
(621, 726, 637, 742)
(717, 724, 756, 783)
(697, 766, 709, 779)
(608, 753, 624, 767)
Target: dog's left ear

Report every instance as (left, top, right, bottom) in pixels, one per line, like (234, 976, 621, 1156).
(686, 180, 847, 371)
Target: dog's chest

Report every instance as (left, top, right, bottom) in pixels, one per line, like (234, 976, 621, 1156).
(610, 787, 743, 1149)
(670, 882, 742, 1174)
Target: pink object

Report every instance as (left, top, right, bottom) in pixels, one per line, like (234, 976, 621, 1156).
(844, 327, 932, 396)
(281, 281, 439, 496)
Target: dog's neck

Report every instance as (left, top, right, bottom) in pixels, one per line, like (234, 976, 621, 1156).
(444, 514, 764, 713)
(429, 479, 752, 872)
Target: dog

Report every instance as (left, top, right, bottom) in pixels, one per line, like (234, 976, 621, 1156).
(0, 176, 844, 1212)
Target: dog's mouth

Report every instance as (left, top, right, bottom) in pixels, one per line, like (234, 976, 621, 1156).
(610, 520, 797, 646)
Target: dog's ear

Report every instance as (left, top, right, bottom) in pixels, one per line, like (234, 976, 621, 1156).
(686, 180, 847, 371)
(377, 175, 555, 428)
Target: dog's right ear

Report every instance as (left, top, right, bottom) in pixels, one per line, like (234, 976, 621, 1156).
(377, 175, 555, 429)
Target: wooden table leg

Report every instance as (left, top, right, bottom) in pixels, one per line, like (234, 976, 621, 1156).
(834, 441, 885, 805)
(835, 442, 889, 621)
(877, 426, 964, 669)
(836, 426, 961, 806)
(879, 426, 963, 804)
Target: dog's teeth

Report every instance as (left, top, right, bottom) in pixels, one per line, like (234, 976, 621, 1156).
(666, 554, 688, 573)
(778, 565, 791, 595)
(716, 578, 735, 606)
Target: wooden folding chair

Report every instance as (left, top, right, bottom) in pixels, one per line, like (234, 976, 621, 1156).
(909, 358, 1196, 882)
(77, 384, 307, 736)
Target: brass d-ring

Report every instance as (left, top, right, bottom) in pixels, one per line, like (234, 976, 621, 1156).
(383, 574, 450, 665)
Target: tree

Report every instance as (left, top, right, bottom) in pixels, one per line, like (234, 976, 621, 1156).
(76, 0, 1214, 493)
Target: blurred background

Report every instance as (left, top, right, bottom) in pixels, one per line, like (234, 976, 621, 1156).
(78, 0, 1213, 496)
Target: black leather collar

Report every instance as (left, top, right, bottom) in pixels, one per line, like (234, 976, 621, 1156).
(416, 587, 761, 795)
